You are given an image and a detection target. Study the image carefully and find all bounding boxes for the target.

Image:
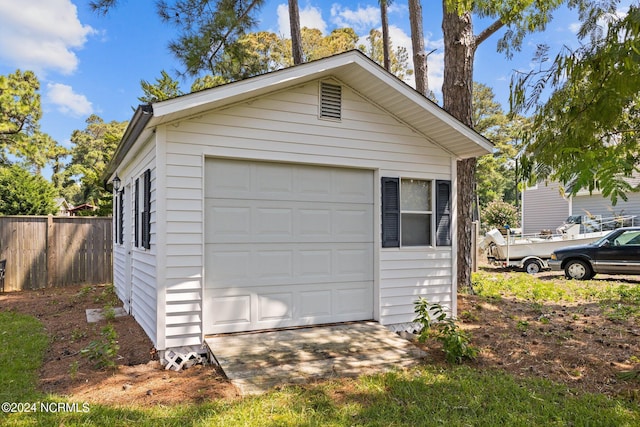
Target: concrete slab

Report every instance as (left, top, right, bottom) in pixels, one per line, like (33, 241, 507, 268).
(205, 321, 426, 395)
(86, 307, 127, 323)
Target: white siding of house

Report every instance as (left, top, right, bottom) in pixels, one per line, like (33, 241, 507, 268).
(156, 79, 456, 348)
(521, 182, 569, 235)
(113, 137, 158, 346)
(572, 192, 640, 224)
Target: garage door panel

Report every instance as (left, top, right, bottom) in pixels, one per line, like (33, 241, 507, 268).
(207, 206, 251, 238)
(206, 243, 372, 288)
(205, 199, 373, 244)
(255, 207, 293, 237)
(336, 287, 371, 315)
(211, 295, 251, 325)
(204, 160, 252, 197)
(208, 282, 373, 332)
(298, 290, 332, 317)
(258, 292, 293, 322)
(206, 159, 373, 203)
(204, 159, 373, 334)
(298, 249, 332, 278)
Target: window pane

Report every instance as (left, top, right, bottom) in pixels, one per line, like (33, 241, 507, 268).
(401, 213, 431, 246)
(401, 179, 431, 211)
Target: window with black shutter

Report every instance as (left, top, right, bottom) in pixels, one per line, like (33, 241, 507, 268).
(381, 177, 452, 247)
(134, 178, 139, 248)
(142, 169, 151, 250)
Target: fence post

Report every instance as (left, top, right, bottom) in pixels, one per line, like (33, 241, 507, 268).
(46, 215, 55, 287)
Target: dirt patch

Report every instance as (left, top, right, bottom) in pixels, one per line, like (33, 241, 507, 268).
(420, 267, 640, 401)
(1, 270, 639, 405)
(0, 284, 238, 405)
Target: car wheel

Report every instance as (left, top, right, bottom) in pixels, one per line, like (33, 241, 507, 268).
(524, 259, 542, 274)
(564, 259, 593, 280)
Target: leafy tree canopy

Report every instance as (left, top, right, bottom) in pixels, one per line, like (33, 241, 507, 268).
(62, 115, 128, 215)
(0, 164, 57, 215)
(140, 27, 412, 99)
(139, 70, 184, 103)
(474, 82, 530, 209)
(0, 70, 66, 173)
(512, 1, 640, 204)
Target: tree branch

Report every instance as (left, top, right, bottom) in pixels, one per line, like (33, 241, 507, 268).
(207, 0, 264, 69)
(475, 18, 504, 46)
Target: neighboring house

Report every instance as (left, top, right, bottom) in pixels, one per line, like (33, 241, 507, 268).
(68, 203, 98, 216)
(103, 50, 493, 365)
(54, 198, 72, 216)
(522, 179, 640, 234)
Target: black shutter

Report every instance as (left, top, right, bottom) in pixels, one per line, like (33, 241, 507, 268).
(134, 178, 139, 248)
(118, 189, 124, 245)
(142, 169, 151, 250)
(381, 177, 400, 248)
(113, 194, 118, 244)
(436, 180, 451, 246)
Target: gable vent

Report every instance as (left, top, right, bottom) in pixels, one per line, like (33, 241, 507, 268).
(320, 82, 342, 120)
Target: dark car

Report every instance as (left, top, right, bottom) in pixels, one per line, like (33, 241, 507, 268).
(548, 227, 640, 280)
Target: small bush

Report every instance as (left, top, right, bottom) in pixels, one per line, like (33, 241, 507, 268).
(414, 298, 478, 364)
(81, 324, 120, 369)
(483, 200, 519, 229)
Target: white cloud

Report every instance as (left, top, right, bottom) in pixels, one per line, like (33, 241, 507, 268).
(46, 83, 93, 117)
(0, 0, 95, 75)
(368, 25, 444, 94)
(568, 22, 581, 34)
(330, 4, 379, 32)
(277, 4, 327, 37)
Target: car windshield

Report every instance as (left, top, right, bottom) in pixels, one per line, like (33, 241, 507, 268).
(590, 230, 620, 246)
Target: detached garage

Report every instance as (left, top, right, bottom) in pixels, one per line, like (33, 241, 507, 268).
(104, 50, 492, 366)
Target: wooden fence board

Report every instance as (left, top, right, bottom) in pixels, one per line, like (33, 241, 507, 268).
(0, 216, 113, 291)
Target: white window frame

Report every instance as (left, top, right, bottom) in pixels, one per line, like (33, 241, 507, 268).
(400, 178, 433, 247)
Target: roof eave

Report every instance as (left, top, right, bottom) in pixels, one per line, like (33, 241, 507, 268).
(102, 104, 154, 186)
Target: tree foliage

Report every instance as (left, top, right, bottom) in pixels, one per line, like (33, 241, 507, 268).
(440, 0, 580, 289)
(62, 115, 128, 215)
(359, 29, 413, 82)
(0, 164, 57, 215)
(0, 70, 66, 173)
(474, 82, 530, 208)
(139, 70, 184, 103)
(512, 1, 640, 204)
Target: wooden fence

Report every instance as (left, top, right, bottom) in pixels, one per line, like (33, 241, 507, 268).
(0, 216, 112, 292)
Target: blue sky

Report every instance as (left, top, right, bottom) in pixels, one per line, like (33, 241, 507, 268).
(0, 0, 610, 165)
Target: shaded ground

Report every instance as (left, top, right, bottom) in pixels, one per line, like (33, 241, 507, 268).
(0, 268, 639, 405)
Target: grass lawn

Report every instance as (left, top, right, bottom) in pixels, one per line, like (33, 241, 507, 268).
(2, 273, 640, 426)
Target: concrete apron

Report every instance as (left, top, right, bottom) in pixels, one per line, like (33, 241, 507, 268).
(204, 321, 426, 395)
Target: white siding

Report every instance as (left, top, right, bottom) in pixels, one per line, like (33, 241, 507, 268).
(522, 182, 569, 234)
(152, 79, 455, 347)
(379, 249, 453, 325)
(572, 192, 640, 224)
(113, 138, 158, 345)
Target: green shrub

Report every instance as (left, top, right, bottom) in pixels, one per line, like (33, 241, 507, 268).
(483, 200, 519, 229)
(81, 324, 120, 369)
(414, 298, 479, 364)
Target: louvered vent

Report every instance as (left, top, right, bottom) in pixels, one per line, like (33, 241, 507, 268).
(320, 82, 342, 120)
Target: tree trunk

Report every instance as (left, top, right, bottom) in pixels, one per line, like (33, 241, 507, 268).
(289, 0, 303, 65)
(442, 5, 476, 292)
(381, 1, 391, 71)
(408, 0, 428, 95)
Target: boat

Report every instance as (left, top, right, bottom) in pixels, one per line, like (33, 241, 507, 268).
(480, 215, 637, 273)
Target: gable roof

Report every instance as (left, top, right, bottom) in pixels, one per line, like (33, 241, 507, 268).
(105, 50, 492, 181)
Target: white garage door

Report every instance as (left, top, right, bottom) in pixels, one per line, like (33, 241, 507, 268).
(204, 159, 374, 334)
